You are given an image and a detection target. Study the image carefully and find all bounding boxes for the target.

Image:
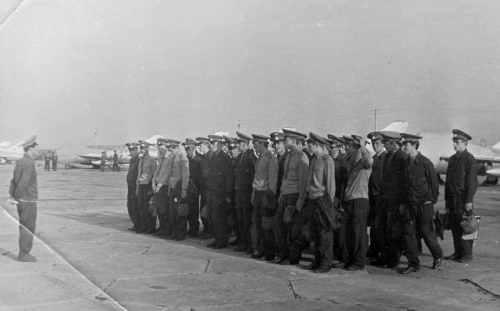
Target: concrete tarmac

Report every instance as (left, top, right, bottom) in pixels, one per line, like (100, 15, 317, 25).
(0, 164, 499, 310)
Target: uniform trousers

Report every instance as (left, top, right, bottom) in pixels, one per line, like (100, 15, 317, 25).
(333, 203, 347, 263)
(200, 188, 212, 234)
(52, 161, 57, 171)
(344, 198, 369, 267)
(127, 186, 139, 228)
(378, 197, 404, 265)
(187, 190, 200, 234)
(253, 190, 276, 257)
(208, 192, 229, 246)
(137, 184, 155, 231)
(446, 197, 473, 258)
(235, 189, 253, 250)
(167, 188, 187, 238)
(273, 193, 305, 262)
(17, 202, 37, 257)
(155, 186, 169, 234)
(44, 161, 50, 171)
(367, 194, 381, 257)
(309, 197, 333, 267)
(403, 202, 443, 267)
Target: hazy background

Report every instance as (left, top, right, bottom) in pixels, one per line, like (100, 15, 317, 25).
(1, 0, 499, 149)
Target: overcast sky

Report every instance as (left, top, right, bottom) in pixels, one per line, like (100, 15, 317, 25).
(1, 0, 499, 148)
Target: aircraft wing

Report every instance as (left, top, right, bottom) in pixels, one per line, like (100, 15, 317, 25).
(78, 154, 104, 160)
(439, 155, 500, 164)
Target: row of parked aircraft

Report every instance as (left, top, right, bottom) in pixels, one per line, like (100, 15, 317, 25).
(1, 122, 499, 180)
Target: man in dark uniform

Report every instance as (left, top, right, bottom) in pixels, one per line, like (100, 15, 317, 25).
(125, 142, 140, 231)
(327, 134, 348, 268)
(44, 152, 51, 171)
(372, 131, 407, 268)
(183, 138, 204, 237)
(444, 129, 478, 263)
(225, 136, 241, 246)
(52, 151, 58, 171)
(251, 134, 278, 261)
(205, 135, 233, 249)
(100, 151, 106, 172)
(233, 132, 257, 253)
(112, 150, 120, 171)
(366, 132, 386, 259)
(297, 136, 313, 163)
(399, 133, 443, 274)
(9, 136, 39, 262)
(136, 141, 158, 234)
(304, 133, 336, 273)
(272, 129, 309, 265)
(196, 137, 214, 239)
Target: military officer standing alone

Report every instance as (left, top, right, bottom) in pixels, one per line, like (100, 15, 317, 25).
(444, 130, 478, 263)
(9, 136, 39, 262)
(112, 150, 120, 171)
(44, 152, 51, 171)
(126, 142, 140, 231)
(399, 133, 442, 274)
(205, 135, 233, 248)
(100, 151, 106, 172)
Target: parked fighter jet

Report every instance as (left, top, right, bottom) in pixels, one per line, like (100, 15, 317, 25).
(0, 139, 27, 163)
(57, 135, 163, 168)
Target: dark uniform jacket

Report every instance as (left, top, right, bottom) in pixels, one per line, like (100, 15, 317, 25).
(369, 151, 386, 197)
(380, 148, 407, 203)
(333, 154, 348, 201)
(127, 154, 140, 186)
(188, 153, 204, 192)
(207, 149, 233, 196)
(235, 149, 257, 192)
(302, 148, 313, 164)
(113, 153, 119, 163)
(445, 149, 478, 204)
(403, 152, 439, 204)
(10, 154, 38, 201)
(276, 150, 288, 197)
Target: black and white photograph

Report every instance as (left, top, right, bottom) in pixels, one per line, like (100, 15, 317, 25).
(0, 1, 499, 310)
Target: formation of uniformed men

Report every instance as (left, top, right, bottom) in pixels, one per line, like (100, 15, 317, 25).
(124, 128, 478, 273)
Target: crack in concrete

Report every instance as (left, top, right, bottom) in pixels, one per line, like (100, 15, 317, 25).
(142, 245, 152, 255)
(204, 260, 211, 273)
(288, 280, 303, 299)
(461, 278, 500, 298)
(95, 279, 116, 301)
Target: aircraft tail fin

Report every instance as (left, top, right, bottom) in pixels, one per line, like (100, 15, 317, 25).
(492, 141, 500, 150)
(380, 121, 408, 133)
(145, 135, 164, 145)
(7, 140, 25, 151)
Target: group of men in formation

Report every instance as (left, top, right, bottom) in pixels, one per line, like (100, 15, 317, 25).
(43, 151, 58, 171)
(125, 128, 478, 274)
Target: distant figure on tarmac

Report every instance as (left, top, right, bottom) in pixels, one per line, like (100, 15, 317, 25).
(44, 152, 51, 171)
(113, 150, 120, 171)
(52, 151, 58, 171)
(9, 136, 39, 262)
(100, 151, 106, 172)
